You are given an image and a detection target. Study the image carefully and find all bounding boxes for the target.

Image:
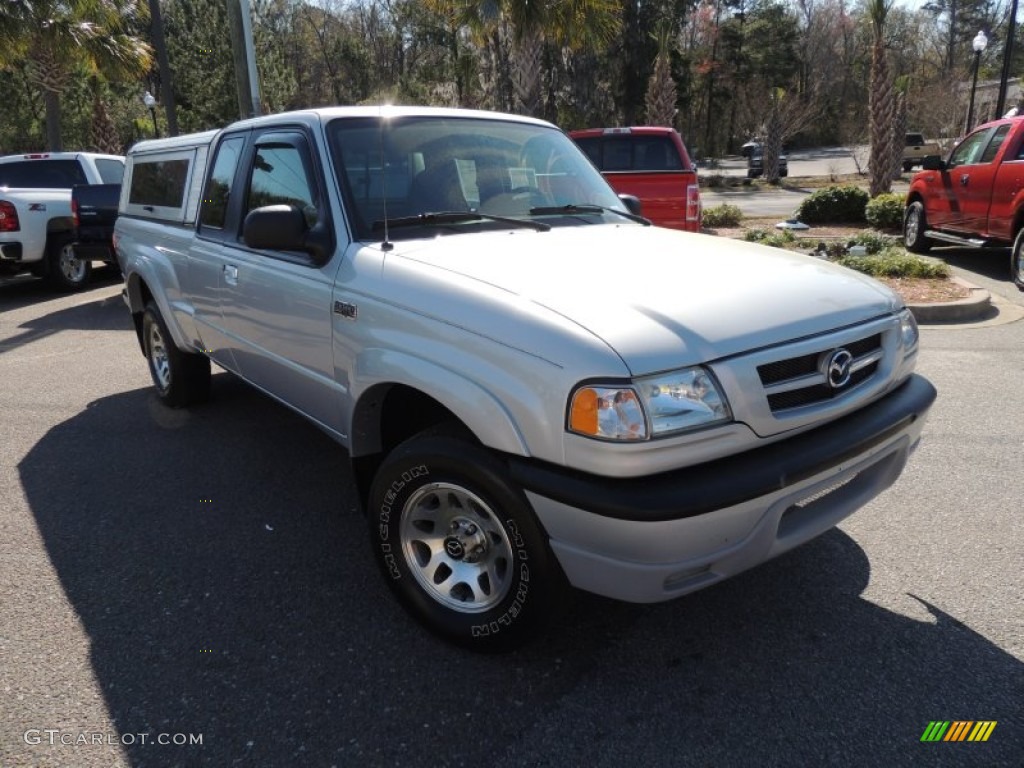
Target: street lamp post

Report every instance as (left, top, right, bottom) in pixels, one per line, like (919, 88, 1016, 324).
(966, 30, 988, 134)
(143, 91, 159, 138)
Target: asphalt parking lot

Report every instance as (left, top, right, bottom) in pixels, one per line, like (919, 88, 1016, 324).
(1, 260, 1021, 767)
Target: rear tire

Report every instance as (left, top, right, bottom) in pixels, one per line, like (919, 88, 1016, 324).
(368, 426, 567, 651)
(142, 301, 211, 407)
(903, 201, 932, 253)
(45, 233, 91, 291)
(1011, 229, 1024, 291)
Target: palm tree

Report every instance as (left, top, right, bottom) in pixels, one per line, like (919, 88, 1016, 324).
(888, 75, 910, 182)
(645, 23, 677, 127)
(0, 0, 152, 151)
(867, 0, 895, 197)
(427, 1, 619, 116)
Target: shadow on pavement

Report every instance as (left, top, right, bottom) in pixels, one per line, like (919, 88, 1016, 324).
(935, 246, 1012, 284)
(0, 273, 130, 354)
(17, 377, 1022, 766)
(0, 264, 123, 312)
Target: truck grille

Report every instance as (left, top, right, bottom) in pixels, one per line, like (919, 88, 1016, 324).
(757, 333, 883, 413)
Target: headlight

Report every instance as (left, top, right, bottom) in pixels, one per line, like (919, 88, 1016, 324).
(568, 367, 731, 441)
(899, 308, 919, 351)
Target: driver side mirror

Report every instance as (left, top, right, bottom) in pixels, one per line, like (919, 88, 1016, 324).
(922, 155, 946, 171)
(619, 194, 643, 217)
(243, 204, 332, 263)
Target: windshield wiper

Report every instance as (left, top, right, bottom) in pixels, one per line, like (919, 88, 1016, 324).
(371, 211, 550, 233)
(528, 204, 651, 226)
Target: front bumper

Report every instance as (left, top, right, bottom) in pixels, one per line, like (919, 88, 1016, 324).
(510, 374, 936, 603)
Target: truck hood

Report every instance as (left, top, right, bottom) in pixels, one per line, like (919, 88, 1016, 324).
(388, 224, 901, 374)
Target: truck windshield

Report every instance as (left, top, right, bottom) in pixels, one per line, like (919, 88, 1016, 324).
(327, 115, 626, 241)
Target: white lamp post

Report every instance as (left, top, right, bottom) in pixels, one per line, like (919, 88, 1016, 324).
(142, 91, 159, 138)
(966, 30, 988, 133)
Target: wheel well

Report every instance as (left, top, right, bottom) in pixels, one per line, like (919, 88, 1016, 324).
(350, 384, 467, 511)
(1012, 209, 1024, 241)
(129, 276, 154, 354)
(45, 218, 74, 236)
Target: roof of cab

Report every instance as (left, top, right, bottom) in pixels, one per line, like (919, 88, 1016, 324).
(220, 105, 556, 132)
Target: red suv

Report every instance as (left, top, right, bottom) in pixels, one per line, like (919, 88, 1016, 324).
(569, 127, 702, 232)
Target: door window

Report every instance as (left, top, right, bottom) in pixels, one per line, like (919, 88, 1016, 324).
(200, 136, 244, 229)
(948, 129, 994, 167)
(246, 143, 319, 228)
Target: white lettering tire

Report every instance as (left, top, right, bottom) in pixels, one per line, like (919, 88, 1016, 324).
(368, 427, 566, 651)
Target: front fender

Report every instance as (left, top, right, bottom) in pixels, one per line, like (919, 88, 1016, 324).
(350, 348, 532, 459)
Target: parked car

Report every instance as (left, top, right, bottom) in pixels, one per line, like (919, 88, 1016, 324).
(902, 132, 942, 172)
(72, 182, 120, 270)
(903, 116, 1024, 290)
(747, 147, 789, 178)
(116, 107, 935, 650)
(569, 126, 702, 232)
(0, 152, 124, 290)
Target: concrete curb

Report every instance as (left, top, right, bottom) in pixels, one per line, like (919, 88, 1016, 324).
(906, 277, 991, 324)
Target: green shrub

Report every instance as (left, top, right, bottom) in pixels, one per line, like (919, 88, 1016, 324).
(794, 185, 869, 224)
(865, 193, 905, 230)
(846, 231, 900, 254)
(743, 228, 795, 248)
(702, 203, 743, 227)
(834, 248, 950, 278)
(760, 230, 796, 248)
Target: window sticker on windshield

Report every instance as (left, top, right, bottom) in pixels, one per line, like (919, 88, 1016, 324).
(508, 167, 537, 188)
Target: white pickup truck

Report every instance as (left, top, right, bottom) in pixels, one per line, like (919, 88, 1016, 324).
(115, 107, 936, 650)
(0, 152, 124, 290)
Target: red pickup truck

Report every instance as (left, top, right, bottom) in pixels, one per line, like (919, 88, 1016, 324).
(569, 127, 702, 232)
(902, 116, 1024, 289)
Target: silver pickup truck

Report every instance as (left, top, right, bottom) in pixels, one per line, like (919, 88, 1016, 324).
(115, 107, 936, 650)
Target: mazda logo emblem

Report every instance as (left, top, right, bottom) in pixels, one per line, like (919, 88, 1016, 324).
(444, 537, 465, 559)
(826, 349, 854, 389)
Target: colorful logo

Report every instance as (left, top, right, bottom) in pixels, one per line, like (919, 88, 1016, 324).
(920, 721, 997, 742)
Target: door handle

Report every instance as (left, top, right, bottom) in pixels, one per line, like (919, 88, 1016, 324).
(960, 174, 970, 186)
(224, 264, 238, 285)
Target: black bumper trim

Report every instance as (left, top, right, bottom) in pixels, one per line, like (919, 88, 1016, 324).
(508, 374, 936, 522)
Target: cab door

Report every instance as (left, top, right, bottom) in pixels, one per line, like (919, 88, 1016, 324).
(187, 132, 248, 372)
(934, 126, 996, 233)
(957, 123, 1011, 235)
(199, 128, 346, 434)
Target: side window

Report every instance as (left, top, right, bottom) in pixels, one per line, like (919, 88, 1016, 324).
(979, 124, 1011, 164)
(95, 158, 125, 184)
(948, 129, 993, 167)
(123, 150, 195, 221)
(246, 143, 319, 228)
(200, 137, 244, 229)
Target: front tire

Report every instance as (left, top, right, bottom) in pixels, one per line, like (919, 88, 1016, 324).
(368, 427, 566, 651)
(1011, 229, 1024, 291)
(142, 301, 211, 407)
(903, 161, 914, 173)
(45, 234, 91, 291)
(904, 201, 932, 253)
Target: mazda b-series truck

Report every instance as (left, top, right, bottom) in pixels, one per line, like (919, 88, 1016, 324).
(116, 107, 935, 650)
